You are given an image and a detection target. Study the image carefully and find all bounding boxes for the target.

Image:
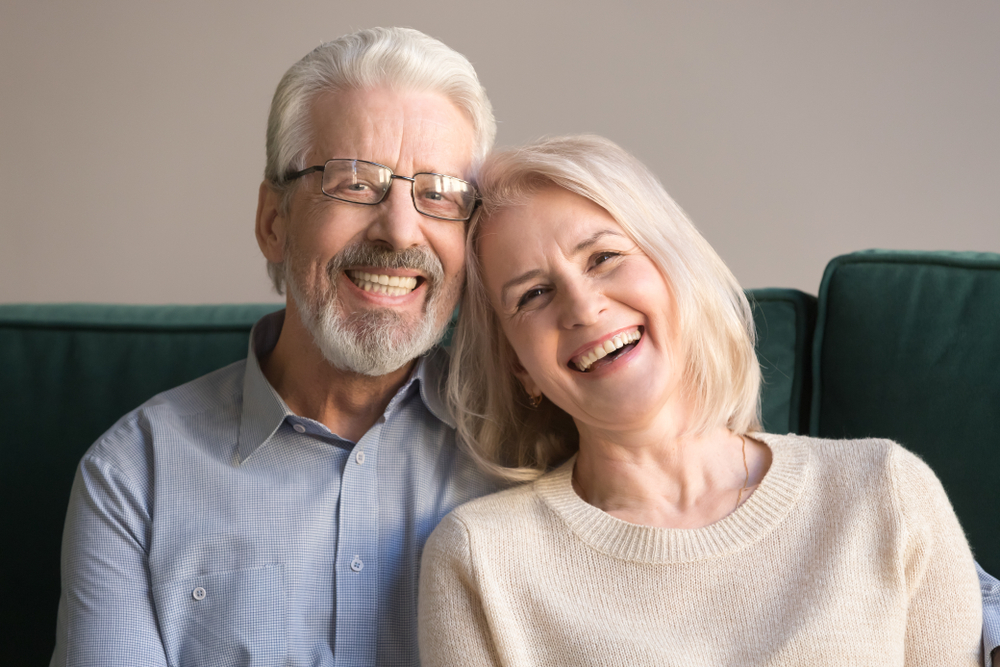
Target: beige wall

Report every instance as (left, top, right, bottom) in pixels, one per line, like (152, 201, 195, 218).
(2, 0, 997, 304)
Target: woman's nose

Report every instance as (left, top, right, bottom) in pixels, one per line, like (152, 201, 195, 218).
(557, 280, 604, 329)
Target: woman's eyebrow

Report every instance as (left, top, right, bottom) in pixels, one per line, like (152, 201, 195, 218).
(574, 229, 625, 253)
(497, 230, 627, 305)
(500, 269, 543, 306)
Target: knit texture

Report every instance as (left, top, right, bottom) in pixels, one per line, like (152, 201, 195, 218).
(418, 433, 982, 666)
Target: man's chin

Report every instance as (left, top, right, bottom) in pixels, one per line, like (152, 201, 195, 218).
(310, 309, 449, 377)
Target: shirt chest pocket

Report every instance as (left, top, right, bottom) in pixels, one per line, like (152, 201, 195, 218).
(153, 564, 286, 667)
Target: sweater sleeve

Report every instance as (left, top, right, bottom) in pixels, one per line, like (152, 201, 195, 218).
(893, 445, 983, 666)
(418, 511, 502, 667)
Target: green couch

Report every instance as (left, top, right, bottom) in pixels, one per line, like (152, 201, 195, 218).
(2, 249, 997, 665)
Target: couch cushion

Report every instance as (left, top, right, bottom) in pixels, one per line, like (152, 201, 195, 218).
(0, 303, 280, 666)
(747, 288, 817, 435)
(810, 250, 1000, 572)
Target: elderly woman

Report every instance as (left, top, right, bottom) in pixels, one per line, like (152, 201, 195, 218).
(417, 135, 982, 665)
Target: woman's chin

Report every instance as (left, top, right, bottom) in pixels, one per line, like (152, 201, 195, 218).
(564, 387, 674, 436)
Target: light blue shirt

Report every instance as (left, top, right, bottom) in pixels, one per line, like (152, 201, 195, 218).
(980, 563, 1000, 666)
(51, 310, 504, 667)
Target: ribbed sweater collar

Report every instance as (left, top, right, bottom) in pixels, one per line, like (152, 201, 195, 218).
(534, 432, 809, 563)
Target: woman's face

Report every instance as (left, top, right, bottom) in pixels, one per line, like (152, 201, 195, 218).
(479, 186, 687, 434)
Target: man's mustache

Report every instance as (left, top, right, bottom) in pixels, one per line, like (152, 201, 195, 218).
(327, 243, 445, 286)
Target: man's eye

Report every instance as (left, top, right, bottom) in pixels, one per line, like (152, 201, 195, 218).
(423, 191, 444, 201)
(327, 179, 382, 202)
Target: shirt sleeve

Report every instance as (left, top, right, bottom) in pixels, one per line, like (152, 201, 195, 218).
(978, 562, 1000, 667)
(893, 445, 983, 666)
(50, 444, 167, 667)
(418, 512, 502, 667)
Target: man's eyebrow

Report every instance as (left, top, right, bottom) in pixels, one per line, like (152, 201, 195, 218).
(575, 229, 625, 253)
(500, 269, 543, 307)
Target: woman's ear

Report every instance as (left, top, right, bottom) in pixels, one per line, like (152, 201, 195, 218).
(510, 356, 542, 403)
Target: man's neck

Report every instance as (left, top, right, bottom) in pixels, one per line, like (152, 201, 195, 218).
(260, 307, 416, 443)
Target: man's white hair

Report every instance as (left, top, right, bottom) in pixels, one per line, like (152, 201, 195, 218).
(263, 27, 496, 294)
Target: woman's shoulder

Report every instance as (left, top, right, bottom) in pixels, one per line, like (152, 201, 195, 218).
(753, 432, 945, 508)
(754, 431, 917, 471)
(453, 478, 542, 518)
(431, 472, 557, 542)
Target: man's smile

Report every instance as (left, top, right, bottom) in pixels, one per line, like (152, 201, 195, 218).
(347, 270, 421, 297)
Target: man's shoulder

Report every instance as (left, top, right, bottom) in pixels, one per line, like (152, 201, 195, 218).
(141, 358, 247, 417)
(85, 359, 248, 472)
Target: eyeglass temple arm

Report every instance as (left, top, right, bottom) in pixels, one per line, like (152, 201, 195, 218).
(285, 165, 326, 182)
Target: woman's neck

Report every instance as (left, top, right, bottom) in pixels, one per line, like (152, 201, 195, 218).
(571, 422, 771, 529)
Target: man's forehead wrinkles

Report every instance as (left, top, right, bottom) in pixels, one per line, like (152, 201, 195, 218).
(329, 120, 456, 167)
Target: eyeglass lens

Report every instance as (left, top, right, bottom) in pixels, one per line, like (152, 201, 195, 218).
(320, 159, 475, 220)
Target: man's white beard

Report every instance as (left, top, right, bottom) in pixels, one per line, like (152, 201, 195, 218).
(285, 242, 459, 377)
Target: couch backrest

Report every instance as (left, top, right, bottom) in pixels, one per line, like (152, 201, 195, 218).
(0, 303, 281, 666)
(749, 288, 817, 435)
(811, 250, 1000, 573)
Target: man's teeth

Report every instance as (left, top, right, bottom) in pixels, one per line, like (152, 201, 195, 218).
(574, 329, 642, 372)
(348, 271, 419, 296)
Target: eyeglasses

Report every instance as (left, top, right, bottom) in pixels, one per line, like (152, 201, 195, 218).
(285, 158, 479, 222)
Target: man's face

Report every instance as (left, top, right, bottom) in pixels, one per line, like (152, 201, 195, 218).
(276, 87, 475, 376)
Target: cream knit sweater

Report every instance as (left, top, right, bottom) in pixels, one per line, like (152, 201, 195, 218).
(418, 433, 982, 666)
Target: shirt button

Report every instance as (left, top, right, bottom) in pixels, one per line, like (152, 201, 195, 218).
(355, 451, 366, 465)
(192, 587, 206, 601)
(350, 557, 364, 572)
(292, 423, 306, 433)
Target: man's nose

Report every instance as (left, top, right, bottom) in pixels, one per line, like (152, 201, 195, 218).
(365, 178, 425, 251)
(557, 279, 604, 329)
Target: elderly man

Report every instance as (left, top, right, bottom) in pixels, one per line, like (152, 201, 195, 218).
(51, 28, 502, 667)
(52, 25, 1000, 667)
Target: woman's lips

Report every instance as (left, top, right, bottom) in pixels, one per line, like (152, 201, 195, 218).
(570, 327, 643, 372)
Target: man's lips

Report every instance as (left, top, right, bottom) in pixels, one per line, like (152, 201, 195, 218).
(346, 270, 421, 297)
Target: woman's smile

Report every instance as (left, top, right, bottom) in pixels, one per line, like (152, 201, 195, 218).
(569, 326, 643, 373)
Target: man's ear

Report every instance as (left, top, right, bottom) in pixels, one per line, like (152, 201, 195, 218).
(256, 181, 287, 263)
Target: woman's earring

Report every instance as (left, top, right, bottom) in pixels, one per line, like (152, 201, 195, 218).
(529, 394, 543, 408)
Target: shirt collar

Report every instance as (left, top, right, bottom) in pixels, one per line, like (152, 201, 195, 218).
(236, 309, 456, 464)
(237, 309, 293, 464)
(405, 345, 456, 429)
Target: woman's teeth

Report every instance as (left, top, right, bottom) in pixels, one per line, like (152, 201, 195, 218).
(348, 271, 418, 296)
(574, 328, 642, 372)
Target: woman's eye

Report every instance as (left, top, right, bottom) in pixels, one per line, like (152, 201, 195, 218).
(593, 251, 620, 267)
(516, 287, 547, 309)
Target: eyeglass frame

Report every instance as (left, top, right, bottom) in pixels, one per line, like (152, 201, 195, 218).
(284, 158, 480, 222)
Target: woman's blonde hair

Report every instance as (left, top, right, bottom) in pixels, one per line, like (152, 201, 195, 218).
(448, 135, 761, 482)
